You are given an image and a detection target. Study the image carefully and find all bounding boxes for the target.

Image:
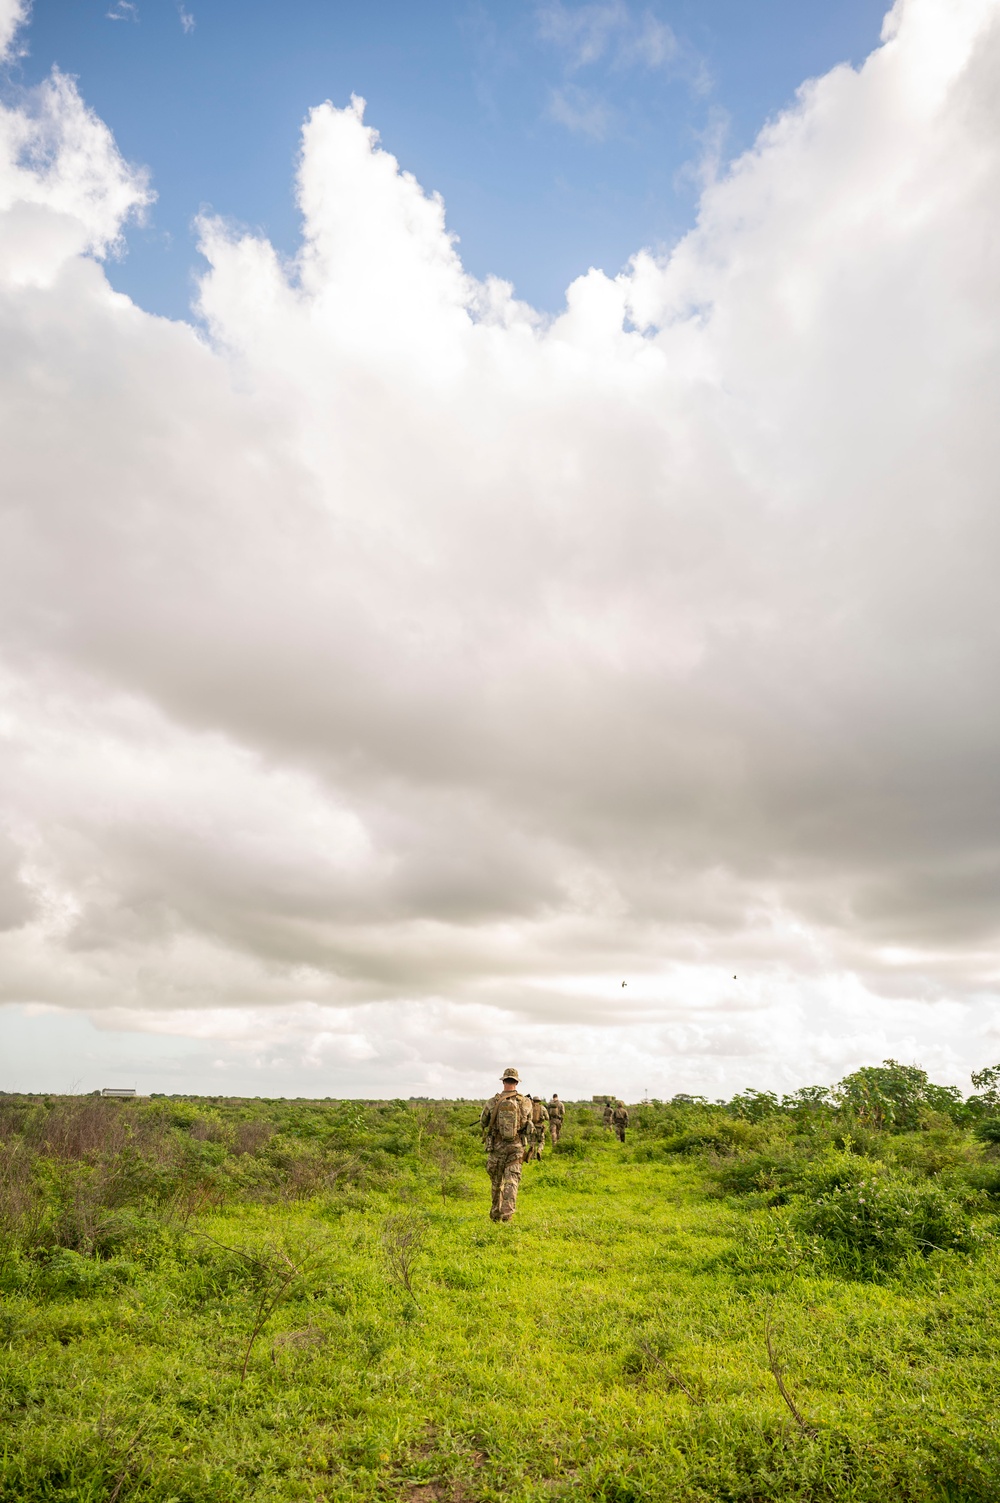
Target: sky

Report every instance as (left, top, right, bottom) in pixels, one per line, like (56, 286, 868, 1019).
(1, 0, 999, 1101)
(14, 0, 888, 320)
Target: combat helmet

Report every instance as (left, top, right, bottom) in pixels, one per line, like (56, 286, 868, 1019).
(501, 1067, 520, 1082)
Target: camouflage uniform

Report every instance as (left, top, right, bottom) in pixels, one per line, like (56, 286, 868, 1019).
(602, 1100, 614, 1132)
(480, 1086, 532, 1222)
(548, 1095, 565, 1146)
(611, 1101, 629, 1143)
(524, 1097, 549, 1161)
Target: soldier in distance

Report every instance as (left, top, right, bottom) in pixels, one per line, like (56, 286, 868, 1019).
(611, 1099, 629, 1143)
(524, 1095, 549, 1161)
(547, 1093, 565, 1146)
(479, 1068, 532, 1222)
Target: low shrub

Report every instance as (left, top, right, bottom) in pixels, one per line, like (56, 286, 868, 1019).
(960, 1162, 1000, 1199)
(722, 1207, 814, 1280)
(831, 1122, 894, 1159)
(657, 1117, 783, 1157)
(38, 1249, 134, 1298)
(714, 1148, 806, 1200)
(790, 1161, 987, 1276)
(630, 1141, 671, 1162)
(554, 1136, 590, 1157)
(891, 1128, 982, 1177)
(440, 1174, 475, 1199)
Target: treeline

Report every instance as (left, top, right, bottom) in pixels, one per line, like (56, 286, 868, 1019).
(632, 1059, 1000, 1279)
(650, 1058, 1000, 1132)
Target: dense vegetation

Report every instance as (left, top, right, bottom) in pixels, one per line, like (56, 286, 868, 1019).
(2, 1059, 1000, 1501)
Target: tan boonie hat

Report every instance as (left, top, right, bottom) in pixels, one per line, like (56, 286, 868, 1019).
(501, 1067, 520, 1082)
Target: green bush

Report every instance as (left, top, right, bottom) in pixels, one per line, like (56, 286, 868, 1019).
(655, 1116, 783, 1157)
(440, 1174, 475, 1199)
(954, 1161, 1000, 1199)
(891, 1128, 981, 1177)
(555, 1136, 590, 1158)
(38, 1249, 130, 1297)
(790, 1161, 987, 1276)
(714, 1148, 806, 1201)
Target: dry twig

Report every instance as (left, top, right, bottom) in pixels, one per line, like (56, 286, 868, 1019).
(638, 1340, 699, 1402)
(106, 1419, 150, 1503)
(187, 1230, 312, 1380)
(764, 1308, 816, 1436)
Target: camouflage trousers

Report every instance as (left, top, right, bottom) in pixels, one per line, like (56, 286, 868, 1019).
(524, 1126, 546, 1161)
(549, 1119, 562, 1146)
(487, 1144, 524, 1221)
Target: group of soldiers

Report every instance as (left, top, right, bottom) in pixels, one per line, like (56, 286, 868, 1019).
(479, 1067, 630, 1223)
(602, 1097, 630, 1142)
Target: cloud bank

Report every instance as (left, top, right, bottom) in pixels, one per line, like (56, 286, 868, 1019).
(1, 0, 1000, 1096)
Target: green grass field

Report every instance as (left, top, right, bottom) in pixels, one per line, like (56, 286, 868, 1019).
(2, 1078, 1000, 1501)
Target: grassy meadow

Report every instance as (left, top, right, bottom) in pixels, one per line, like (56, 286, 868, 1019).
(2, 1065, 1000, 1501)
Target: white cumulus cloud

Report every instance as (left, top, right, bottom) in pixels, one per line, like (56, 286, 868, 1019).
(2, 0, 1000, 1097)
(0, 0, 26, 60)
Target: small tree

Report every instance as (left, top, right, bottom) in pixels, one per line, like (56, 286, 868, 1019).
(835, 1059, 951, 1131)
(727, 1089, 780, 1123)
(970, 1064, 1000, 1114)
(381, 1212, 426, 1309)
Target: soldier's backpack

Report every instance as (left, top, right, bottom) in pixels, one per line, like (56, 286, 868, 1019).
(531, 1099, 544, 1126)
(492, 1093, 521, 1142)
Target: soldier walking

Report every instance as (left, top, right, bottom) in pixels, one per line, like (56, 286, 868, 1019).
(548, 1093, 565, 1146)
(611, 1100, 629, 1143)
(524, 1095, 549, 1160)
(480, 1068, 532, 1222)
(602, 1098, 615, 1132)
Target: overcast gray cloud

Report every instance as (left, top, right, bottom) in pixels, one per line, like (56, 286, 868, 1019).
(1, 0, 1000, 1097)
